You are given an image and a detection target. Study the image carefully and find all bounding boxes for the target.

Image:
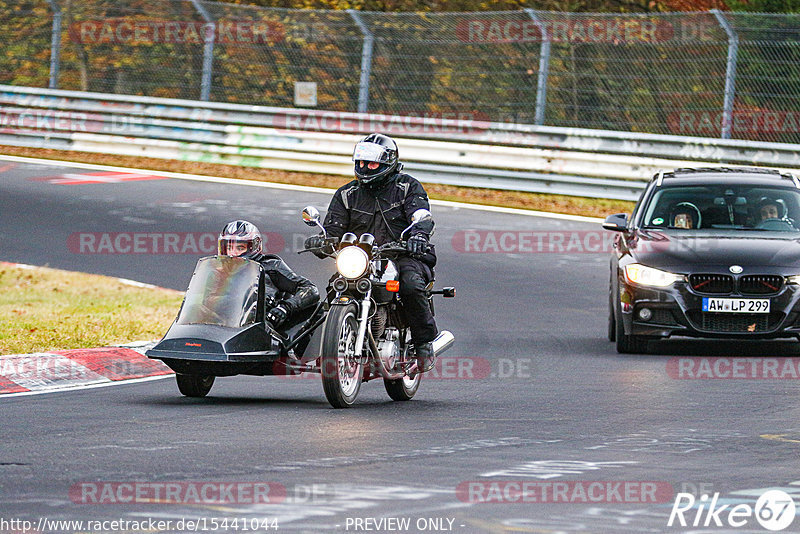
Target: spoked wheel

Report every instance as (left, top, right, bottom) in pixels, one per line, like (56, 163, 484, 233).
(175, 374, 215, 397)
(321, 304, 362, 408)
(384, 330, 421, 401)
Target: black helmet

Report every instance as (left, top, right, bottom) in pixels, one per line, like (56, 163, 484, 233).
(218, 220, 262, 259)
(669, 201, 701, 229)
(352, 133, 400, 187)
(757, 196, 787, 219)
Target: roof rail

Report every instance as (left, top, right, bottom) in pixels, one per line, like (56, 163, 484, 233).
(655, 170, 664, 186)
(673, 167, 782, 176)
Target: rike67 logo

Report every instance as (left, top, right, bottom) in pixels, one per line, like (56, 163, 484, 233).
(668, 490, 796, 531)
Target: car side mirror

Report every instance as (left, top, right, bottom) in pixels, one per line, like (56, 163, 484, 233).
(603, 213, 629, 232)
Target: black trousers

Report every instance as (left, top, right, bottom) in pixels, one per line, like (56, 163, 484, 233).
(397, 257, 439, 344)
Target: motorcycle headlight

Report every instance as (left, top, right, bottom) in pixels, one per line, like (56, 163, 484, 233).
(624, 263, 680, 288)
(336, 246, 369, 279)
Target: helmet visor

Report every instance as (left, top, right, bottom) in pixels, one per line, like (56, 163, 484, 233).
(352, 142, 393, 164)
(219, 238, 256, 257)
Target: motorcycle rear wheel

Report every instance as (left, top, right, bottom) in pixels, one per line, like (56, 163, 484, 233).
(175, 374, 215, 397)
(384, 330, 421, 401)
(321, 304, 362, 408)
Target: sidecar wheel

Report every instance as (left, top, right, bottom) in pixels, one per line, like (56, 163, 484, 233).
(320, 304, 362, 408)
(175, 374, 215, 397)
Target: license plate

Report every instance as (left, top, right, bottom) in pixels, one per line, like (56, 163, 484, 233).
(702, 298, 770, 313)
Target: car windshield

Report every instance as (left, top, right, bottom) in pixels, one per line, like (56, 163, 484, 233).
(176, 256, 261, 328)
(641, 184, 800, 233)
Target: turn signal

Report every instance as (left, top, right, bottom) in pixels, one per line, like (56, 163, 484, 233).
(386, 280, 400, 292)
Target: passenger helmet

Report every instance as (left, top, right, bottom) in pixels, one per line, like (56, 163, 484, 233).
(352, 133, 399, 187)
(218, 220, 262, 259)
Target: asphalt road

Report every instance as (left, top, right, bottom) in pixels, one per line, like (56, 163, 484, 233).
(3, 157, 800, 534)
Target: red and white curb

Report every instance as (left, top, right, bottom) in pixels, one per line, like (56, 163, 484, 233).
(0, 342, 173, 397)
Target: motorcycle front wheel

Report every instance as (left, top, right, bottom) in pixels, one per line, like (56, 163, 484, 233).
(320, 304, 362, 408)
(175, 374, 215, 397)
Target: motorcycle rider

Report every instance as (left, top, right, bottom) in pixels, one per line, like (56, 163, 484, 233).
(218, 220, 319, 332)
(304, 133, 439, 372)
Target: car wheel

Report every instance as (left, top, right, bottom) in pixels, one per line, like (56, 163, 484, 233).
(608, 287, 616, 342)
(615, 301, 649, 354)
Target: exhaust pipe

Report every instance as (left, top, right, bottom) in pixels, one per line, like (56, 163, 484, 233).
(431, 330, 455, 357)
(367, 330, 455, 380)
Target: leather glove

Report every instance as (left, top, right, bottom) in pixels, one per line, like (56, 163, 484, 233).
(406, 234, 429, 256)
(266, 304, 289, 327)
(304, 235, 325, 250)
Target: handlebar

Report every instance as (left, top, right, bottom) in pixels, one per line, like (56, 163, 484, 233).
(299, 240, 428, 258)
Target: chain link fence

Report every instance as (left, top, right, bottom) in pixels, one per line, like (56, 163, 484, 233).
(3, 1, 800, 143)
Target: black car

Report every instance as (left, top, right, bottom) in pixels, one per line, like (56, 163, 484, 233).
(604, 167, 800, 353)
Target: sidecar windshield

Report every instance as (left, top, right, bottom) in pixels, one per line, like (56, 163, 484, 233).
(176, 256, 261, 328)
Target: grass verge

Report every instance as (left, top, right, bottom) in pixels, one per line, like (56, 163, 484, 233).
(0, 263, 183, 355)
(0, 146, 634, 218)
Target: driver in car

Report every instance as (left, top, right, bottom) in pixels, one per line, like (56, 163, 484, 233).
(218, 220, 319, 331)
(670, 202, 701, 229)
(303, 133, 439, 372)
(758, 197, 784, 222)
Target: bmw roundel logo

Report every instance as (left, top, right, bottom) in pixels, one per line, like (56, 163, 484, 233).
(729, 265, 744, 274)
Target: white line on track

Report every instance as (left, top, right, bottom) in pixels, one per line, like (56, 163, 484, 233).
(0, 154, 604, 223)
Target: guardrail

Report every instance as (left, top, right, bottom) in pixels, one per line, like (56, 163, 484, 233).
(3, 85, 800, 201)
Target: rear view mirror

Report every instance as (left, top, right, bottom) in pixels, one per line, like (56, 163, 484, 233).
(302, 206, 321, 227)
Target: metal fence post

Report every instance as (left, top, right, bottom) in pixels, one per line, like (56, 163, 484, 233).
(348, 10, 373, 114)
(712, 10, 739, 140)
(525, 9, 551, 126)
(190, 0, 215, 101)
(47, 0, 62, 89)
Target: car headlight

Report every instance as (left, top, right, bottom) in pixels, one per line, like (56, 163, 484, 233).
(624, 263, 680, 288)
(788, 275, 800, 285)
(336, 246, 369, 279)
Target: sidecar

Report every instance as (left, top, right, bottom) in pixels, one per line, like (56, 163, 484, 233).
(146, 256, 323, 396)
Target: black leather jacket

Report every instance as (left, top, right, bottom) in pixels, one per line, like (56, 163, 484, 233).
(251, 253, 319, 314)
(322, 171, 436, 266)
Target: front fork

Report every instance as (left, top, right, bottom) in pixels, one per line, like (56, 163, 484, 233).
(353, 286, 372, 358)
